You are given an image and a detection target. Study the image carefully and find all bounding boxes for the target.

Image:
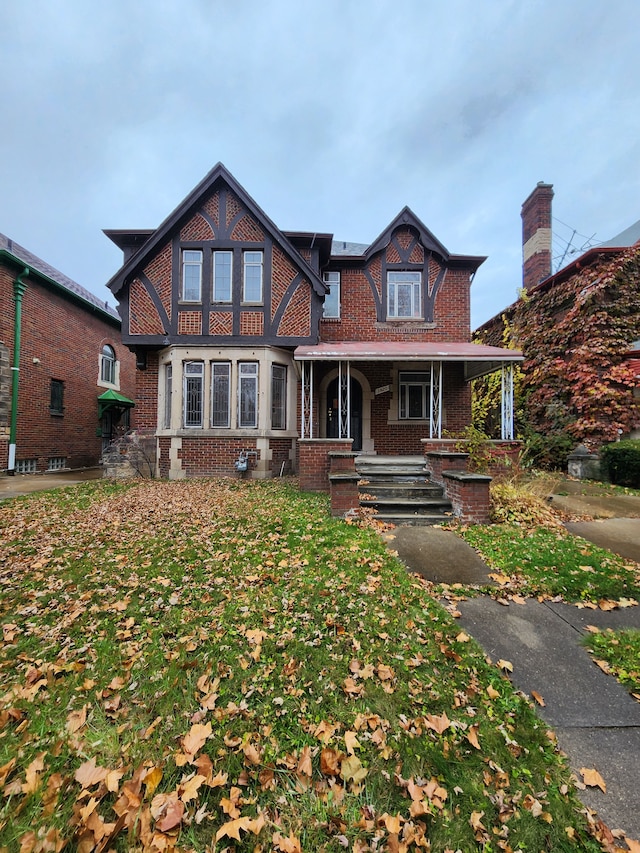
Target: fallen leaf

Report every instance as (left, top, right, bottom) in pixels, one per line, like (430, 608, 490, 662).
(466, 725, 480, 749)
(182, 721, 212, 756)
(75, 757, 108, 789)
(531, 690, 546, 707)
(497, 659, 513, 674)
(581, 767, 607, 793)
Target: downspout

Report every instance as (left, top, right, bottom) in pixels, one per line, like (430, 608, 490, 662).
(8, 267, 29, 475)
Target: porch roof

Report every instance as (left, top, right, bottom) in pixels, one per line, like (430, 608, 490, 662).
(294, 341, 522, 380)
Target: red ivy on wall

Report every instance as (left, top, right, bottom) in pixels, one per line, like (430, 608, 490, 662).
(477, 245, 640, 450)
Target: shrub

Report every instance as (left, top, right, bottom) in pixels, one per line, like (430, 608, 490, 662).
(600, 439, 640, 487)
(489, 478, 564, 528)
(520, 428, 574, 471)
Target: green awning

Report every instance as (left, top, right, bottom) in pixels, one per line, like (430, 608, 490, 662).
(98, 389, 135, 418)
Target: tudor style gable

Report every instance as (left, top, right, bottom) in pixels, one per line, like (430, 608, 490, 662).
(106, 164, 326, 350)
(319, 208, 486, 343)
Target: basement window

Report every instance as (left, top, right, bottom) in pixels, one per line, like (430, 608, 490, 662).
(48, 457, 67, 471)
(15, 458, 37, 474)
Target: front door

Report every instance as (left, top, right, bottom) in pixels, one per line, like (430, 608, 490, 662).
(326, 377, 363, 451)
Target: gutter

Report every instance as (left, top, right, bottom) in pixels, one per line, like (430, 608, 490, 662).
(8, 267, 29, 474)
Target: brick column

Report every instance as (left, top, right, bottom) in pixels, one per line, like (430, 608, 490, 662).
(328, 451, 360, 517)
(442, 471, 492, 524)
(298, 439, 353, 492)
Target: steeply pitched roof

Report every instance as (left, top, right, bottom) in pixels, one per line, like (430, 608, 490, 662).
(0, 232, 120, 322)
(599, 218, 640, 248)
(105, 162, 327, 297)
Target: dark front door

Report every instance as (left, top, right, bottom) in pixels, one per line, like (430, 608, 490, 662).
(326, 377, 362, 451)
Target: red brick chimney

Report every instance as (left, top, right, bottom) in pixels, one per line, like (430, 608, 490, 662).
(521, 182, 553, 291)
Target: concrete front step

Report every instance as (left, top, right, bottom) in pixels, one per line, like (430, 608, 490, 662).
(355, 455, 453, 525)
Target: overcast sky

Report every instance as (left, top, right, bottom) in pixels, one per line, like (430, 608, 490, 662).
(2, 0, 639, 328)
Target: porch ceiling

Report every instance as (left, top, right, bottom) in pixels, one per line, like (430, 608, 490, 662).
(294, 341, 523, 381)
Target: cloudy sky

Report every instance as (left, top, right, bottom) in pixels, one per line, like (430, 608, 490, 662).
(2, 0, 639, 328)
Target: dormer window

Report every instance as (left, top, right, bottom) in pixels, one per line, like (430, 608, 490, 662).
(213, 251, 233, 302)
(243, 251, 263, 303)
(387, 271, 422, 319)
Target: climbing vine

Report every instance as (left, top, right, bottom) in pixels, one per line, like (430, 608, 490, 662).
(475, 245, 640, 455)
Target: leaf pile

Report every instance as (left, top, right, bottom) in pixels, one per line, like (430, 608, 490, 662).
(0, 479, 603, 851)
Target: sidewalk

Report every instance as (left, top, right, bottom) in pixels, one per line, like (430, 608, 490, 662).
(0, 468, 102, 500)
(387, 513, 640, 843)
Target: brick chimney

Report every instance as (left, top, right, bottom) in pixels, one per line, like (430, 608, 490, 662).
(521, 182, 553, 291)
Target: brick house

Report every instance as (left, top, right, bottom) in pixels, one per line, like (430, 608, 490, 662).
(476, 183, 640, 451)
(0, 234, 136, 474)
(106, 163, 520, 486)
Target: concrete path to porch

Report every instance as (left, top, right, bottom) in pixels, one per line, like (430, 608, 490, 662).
(385, 483, 640, 844)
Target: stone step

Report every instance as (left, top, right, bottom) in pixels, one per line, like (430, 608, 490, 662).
(361, 481, 443, 499)
(369, 511, 453, 526)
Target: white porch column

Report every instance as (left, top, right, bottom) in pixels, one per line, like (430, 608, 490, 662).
(301, 361, 314, 439)
(339, 360, 351, 439)
(501, 363, 514, 440)
(430, 361, 443, 438)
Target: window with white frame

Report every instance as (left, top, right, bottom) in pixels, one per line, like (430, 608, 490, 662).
(387, 271, 422, 319)
(183, 361, 204, 427)
(238, 362, 258, 427)
(322, 271, 340, 318)
(399, 371, 430, 419)
(211, 362, 231, 427)
(164, 364, 172, 428)
(181, 250, 203, 302)
(271, 364, 287, 429)
(243, 251, 263, 303)
(100, 344, 116, 385)
(213, 251, 233, 302)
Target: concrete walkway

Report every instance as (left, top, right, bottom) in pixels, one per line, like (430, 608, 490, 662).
(385, 487, 640, 843)
(0, 468, 102, 500)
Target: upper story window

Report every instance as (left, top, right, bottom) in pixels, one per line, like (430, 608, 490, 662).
(387, 271, 422, 319)
(100, 344, 117, 385)
(181, 250, 203, 302)
(243, 251, 263, 303)
(183, 361, 204, 427)
(50, 379, 64, 416)
(213, 251, 233, 303)
(399, 371, 430, 420)
(323, 271, 341, 318)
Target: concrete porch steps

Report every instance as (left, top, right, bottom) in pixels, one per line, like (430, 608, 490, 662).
(355, 455, 453, 526)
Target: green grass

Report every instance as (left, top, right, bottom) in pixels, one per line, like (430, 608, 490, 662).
(460, 524, 640, 603)
(583, 628, 640, 699)
(0, 479, 604, 851)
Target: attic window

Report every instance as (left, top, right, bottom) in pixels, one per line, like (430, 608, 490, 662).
(181, 250, 203, 302)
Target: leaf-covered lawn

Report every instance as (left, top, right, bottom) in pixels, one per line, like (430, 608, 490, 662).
(460, 524, 640, 605)
(583, 628, 640, 701)
(0, 480, 604, 852)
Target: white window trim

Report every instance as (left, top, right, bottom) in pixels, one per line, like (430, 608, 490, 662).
(387, 271, 422, 319)
(322, 271, 341, 318)
(242, 251, 263, 304)
(238, 362, 259, 428)
(271, 364, 287, 430)
(398, 370, 430, 420)
(181, 250, 203, 303)
(98, 345, 120, 390)
(183, 361, 204, 428)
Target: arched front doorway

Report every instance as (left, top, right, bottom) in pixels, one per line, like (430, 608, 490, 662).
(326, 376, 363, 451)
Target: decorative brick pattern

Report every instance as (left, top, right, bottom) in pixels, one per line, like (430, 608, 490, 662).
(240, 311, 264, 336)
(410, 243, 424, 264)
(277, 283, 311, 337)
(180, 212, 214, 241)
(130, 279, 165, 335)
(203, 192, 220, 228)
(178, 311, 202, 335)
(272, 245, 298, 320)
(230, 214, 265, 242)
(226, 192, 244, 229)
(209, 311, 233, 336)
(144, 242, 172, 323)
(386, 243, 401, 264)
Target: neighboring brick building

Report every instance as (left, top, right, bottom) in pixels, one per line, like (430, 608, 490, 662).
(0, 234, 136, 474)
(106, 163, 520, 480)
